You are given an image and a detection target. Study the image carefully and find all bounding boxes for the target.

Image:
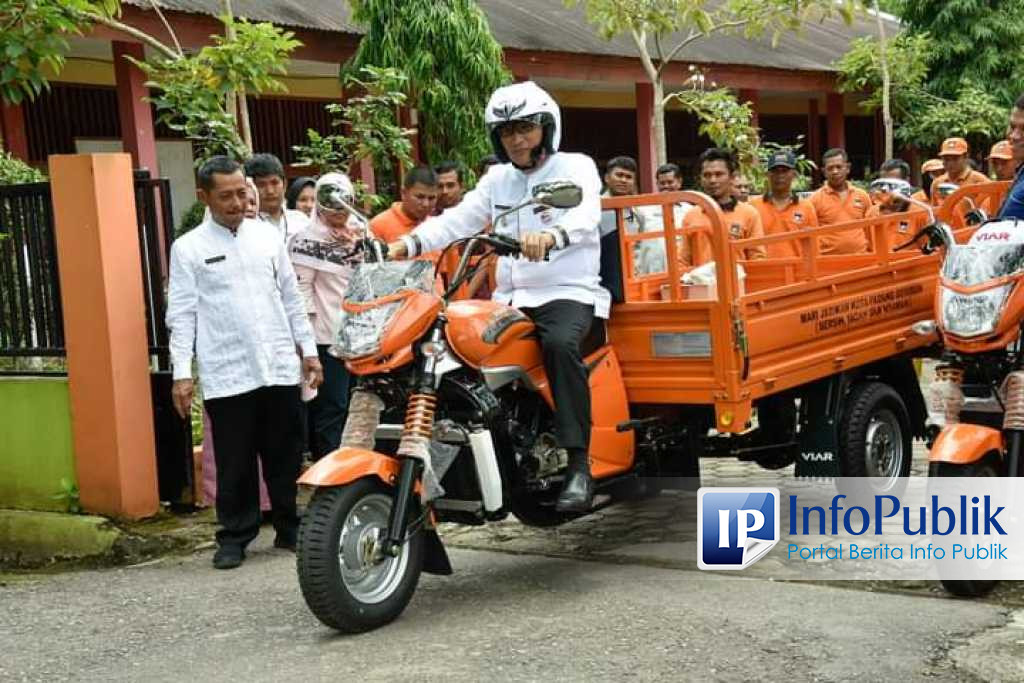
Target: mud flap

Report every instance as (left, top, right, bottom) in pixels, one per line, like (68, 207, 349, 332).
(796, 376, 843, 478)
(420, 529, 453, 576)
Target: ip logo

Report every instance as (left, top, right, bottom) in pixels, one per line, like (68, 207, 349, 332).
(698, 488, 779, 570)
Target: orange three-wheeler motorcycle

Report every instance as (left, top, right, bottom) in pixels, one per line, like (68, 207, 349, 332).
(295, 181, 661, 633)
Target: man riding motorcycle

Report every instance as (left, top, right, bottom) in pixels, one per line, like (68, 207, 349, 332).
(384, 81, 608, 512)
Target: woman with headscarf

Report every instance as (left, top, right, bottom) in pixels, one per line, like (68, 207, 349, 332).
(289, 173, 363, 459)
(286, 176, 317, 217)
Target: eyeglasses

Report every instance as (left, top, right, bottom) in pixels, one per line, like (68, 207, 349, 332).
(498, 121, 540, 139)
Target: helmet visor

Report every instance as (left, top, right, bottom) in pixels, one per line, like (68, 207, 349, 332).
(317, 182, 354, 214)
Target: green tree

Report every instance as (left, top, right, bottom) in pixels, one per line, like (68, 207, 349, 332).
(0, 1, 299, 163)
(892, 0, 1024, 107)
(346, 0, 510, 167)
(0, 151, 45, 184)
(836, 33, 1006, 152)
(566, 0, 856, 165)
(292, 66, 414, 211)
(129, 15, 300, 163)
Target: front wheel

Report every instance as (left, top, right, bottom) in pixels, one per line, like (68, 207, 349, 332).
(930, 459, 1000, 598)
(297, 479, 424, 633)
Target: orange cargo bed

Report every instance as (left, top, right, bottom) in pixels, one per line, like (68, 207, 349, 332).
(601, 182, 1010, 433)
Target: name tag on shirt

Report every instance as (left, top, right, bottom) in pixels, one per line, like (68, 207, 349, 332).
(204, 255, 226, 264)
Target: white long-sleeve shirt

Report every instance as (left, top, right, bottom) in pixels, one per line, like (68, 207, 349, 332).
(406, 152, 610, 318)
(166, 216, 317, 400)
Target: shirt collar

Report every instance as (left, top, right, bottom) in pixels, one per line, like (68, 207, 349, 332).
(716, 195, 738, 212)
(762, 191, 799, 205)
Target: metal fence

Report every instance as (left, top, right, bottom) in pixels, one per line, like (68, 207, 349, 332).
(0, 175, 175, 372)
(0, 182, 64, 358)
(133, 172, 175, 372)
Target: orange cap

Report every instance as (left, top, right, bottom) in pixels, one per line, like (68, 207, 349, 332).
(988, 140, 1013, 160)
(921, 158, 944, 174)
(939, 137, 969, 156)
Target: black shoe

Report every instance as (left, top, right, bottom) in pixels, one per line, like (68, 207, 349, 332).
(212, 545, 245, 570)
(556, 464, 594, 513)
(273, 531, 297, 551)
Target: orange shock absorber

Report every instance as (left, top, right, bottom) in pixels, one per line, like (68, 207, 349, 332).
(403, 392, 438, 439)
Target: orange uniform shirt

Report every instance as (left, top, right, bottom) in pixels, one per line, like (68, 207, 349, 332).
(369, 201, 448, 267)
(810, 183, 872, 254)
(369, 202, 418, 243)
(865, 203, 929, 251)
(749, 194, 818, 258)
(681, 198, 766, 266)
(929, 169, 990, 206)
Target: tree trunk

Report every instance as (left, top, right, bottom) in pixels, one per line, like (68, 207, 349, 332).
(875, 2, 893, 161)
(237, 90, 253, 153)
(653, 78, 667, 166)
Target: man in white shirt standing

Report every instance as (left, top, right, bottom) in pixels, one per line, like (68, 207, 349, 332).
(167, 156, 323, 570)
(245, 153, 309, 242)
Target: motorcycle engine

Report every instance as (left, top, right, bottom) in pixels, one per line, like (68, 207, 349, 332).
(525, 432, 567, 479)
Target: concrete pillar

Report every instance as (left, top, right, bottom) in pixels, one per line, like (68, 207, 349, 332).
(807, 98, 822, 183)
(113, 41, 160, 175)
(826, 93, 845, 150)
(49, 153, 159, 519)
(1, 103, 30, 161)
(635, 82, 657, 193)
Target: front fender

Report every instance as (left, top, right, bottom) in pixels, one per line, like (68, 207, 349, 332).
(929, 423, 1004, 465)
(298, 447, 400, 488)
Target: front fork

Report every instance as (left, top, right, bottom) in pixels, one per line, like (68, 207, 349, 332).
(384, 457, 424, 557)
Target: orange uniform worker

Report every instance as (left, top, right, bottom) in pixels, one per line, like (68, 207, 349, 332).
(682, 148, 766, 266)
(369, 166, 439, 244)
(913, 159, 944, 204)
(981, 141, 1018, 215)
(810, 148, 872, 254)
(930, 137, 989, 205)
(749, 149, 818, 258)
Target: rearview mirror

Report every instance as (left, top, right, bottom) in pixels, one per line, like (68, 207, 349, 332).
(532, 180, 583, 209)
(936, 182, 960, 199)
(869, 178, 914, 198)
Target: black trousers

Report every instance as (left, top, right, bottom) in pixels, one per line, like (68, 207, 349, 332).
(308, 345, 351, 459)
(204, 385, 303, 548)
(520, 300, 594, 453)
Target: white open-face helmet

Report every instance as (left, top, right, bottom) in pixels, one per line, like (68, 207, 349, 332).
(485, 81, 561, 168)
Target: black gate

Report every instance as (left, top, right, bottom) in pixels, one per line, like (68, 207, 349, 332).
(0, 182, 64, 367)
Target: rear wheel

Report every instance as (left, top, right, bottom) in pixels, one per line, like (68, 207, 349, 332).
(297, 479, 423, 632)
(930, 458, 1000, 598)
(838, 382, 912, 496)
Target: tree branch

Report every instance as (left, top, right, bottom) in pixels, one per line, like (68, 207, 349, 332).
(629, 27, 659, 83)
(83, 11, 179, 60)
(149, 0, 183, 57)
(657, 20, 750, 77)
(654, 31, 665, 68)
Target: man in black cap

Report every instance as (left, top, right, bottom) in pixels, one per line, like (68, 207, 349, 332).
(749, 149, 818, 259)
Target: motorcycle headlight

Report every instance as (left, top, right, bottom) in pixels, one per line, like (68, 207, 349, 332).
(940, 284, 1011, 338)
(331, 301, 403, 359)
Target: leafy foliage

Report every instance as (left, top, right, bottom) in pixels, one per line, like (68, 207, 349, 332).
(0, 0, 119, 104)
(836, 32, 1007, 150)
(176, 200, 207, 238)
(669, 75, 815, 191)
(346, 0, 510, 167)
(892, 0, 1024, 107)
(130, 17, 300, 164)
(292, 67, 414, 210)
(567, 0, 855, 164)
(0, 151, 45, 184)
